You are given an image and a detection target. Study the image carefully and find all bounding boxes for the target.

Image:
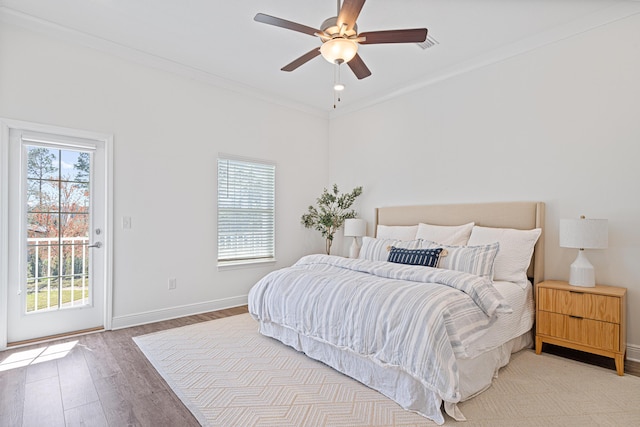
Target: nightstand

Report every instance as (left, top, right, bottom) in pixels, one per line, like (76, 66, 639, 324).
(535, 280, 627, 375)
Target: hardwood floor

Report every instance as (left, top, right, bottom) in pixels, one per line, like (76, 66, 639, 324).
(0, 306, 247, 427)
(1, 305, 638, 426)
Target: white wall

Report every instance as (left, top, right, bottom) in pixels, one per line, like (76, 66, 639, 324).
(330, 15, 640, 354)
(0, 23, 329, 327)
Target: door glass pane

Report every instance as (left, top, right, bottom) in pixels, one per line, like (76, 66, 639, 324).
(27, 213, 59, 238)
(26, 278, 60, 312)
(26, 147, 59, 181)
(25, 146, 92, 313)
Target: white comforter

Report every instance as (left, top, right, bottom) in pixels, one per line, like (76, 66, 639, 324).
(248, 254, 512, 423)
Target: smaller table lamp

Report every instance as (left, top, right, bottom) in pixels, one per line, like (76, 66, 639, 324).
(344, 218, 366, 258)
(559, 216, 608, 287)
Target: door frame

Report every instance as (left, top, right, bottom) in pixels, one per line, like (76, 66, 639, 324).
(0, 118, 114, 350)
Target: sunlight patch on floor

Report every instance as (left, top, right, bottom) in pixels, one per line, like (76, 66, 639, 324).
(0, 340, 77, 371)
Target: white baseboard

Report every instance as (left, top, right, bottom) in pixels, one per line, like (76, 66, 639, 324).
(110, 295, 248, 330)
(627, 343, 640, 363)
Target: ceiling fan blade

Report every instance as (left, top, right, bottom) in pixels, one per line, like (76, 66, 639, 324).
(359, 28, 428, 44)
(337, 0, 366, 32)
(254, 13, 321, 37)
(347, 53, 371, 80)
(281, 47, 322, 72)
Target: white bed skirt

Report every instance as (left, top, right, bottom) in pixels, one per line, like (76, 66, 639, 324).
(258, 321, 532, 425)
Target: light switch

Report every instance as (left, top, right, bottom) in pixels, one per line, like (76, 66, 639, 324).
(122, 216, 132, 229)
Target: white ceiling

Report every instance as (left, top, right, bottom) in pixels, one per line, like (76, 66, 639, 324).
(1, 0, 639, 116)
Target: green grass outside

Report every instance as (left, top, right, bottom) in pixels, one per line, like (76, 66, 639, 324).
(26, 289, 88, 312)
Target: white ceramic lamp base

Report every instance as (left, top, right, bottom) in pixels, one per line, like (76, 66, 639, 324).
(349, 237, 361, 259)
(568, 250, 596, 287)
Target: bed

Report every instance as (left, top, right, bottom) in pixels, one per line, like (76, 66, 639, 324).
(249, 201, 545, 424)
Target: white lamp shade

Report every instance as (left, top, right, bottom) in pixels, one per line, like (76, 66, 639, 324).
(344, 218, 366, 237)
(559, 218, 608, 249)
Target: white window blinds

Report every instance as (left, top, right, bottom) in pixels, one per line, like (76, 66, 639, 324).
(217, 157, 275, 263)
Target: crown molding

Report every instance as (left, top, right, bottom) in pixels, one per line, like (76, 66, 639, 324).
(0, 6, 329, 120)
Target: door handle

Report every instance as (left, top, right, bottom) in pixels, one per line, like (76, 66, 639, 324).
(88, 242, 102, 249)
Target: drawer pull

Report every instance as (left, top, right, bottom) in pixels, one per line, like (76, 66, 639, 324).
(569, 291, 584, 295)
(569, 315, 583, 319)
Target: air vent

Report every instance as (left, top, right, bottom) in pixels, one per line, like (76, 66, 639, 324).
(417, 35, 439, 50)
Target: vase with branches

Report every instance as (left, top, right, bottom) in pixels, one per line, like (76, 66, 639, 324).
(301, 184, 363, 255)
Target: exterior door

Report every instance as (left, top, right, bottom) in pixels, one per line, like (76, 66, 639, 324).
(5, 126, 109, 344)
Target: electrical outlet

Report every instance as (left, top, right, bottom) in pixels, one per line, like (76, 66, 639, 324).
(168, 277, 176, 290)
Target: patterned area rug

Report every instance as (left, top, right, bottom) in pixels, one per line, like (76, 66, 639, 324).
(133, 313, 640, 427)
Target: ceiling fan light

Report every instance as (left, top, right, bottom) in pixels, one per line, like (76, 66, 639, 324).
(333, 83, 345, 91)
(320, 38, 358, 64)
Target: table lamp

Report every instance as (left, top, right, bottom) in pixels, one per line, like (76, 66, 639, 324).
(344, 218, 366, 258)
(559, 216, 608, 287)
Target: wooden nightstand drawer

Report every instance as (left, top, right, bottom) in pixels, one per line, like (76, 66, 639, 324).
(537, 311, 620, 352)
(538, 288, 620, 323)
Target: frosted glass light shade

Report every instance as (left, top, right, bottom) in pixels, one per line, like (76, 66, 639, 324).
(559, 218, 608, 249)
(344, 218, 366, 237)
(320, 38, 358, 64)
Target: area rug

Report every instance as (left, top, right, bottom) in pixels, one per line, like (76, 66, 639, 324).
(133, 313, 640, 426)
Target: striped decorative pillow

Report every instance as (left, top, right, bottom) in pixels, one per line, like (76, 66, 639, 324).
(421, 240, 500, 279)
(358, 237, 421, 262)
(387, 247, 443, 267)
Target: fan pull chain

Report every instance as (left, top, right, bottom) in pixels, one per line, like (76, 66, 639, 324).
(333, 62, 344, 108)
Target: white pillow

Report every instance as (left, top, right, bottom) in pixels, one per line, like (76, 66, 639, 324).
(467, 226, 542, 285)
(359, 237, 421, 262)
(415, 222, 475, 246)
(376, 225, 418, 241)
(421, 240, 499, 279)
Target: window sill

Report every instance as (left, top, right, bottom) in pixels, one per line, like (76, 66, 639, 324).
(217, 258, 277, 271)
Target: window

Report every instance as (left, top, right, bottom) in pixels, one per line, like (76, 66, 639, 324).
(217, 157, 275, 264)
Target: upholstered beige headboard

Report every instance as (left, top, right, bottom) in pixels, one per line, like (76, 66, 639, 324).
(375, 202, 545, 284)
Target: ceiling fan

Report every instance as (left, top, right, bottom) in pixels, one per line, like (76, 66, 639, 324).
(254, 0, 428, 80)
